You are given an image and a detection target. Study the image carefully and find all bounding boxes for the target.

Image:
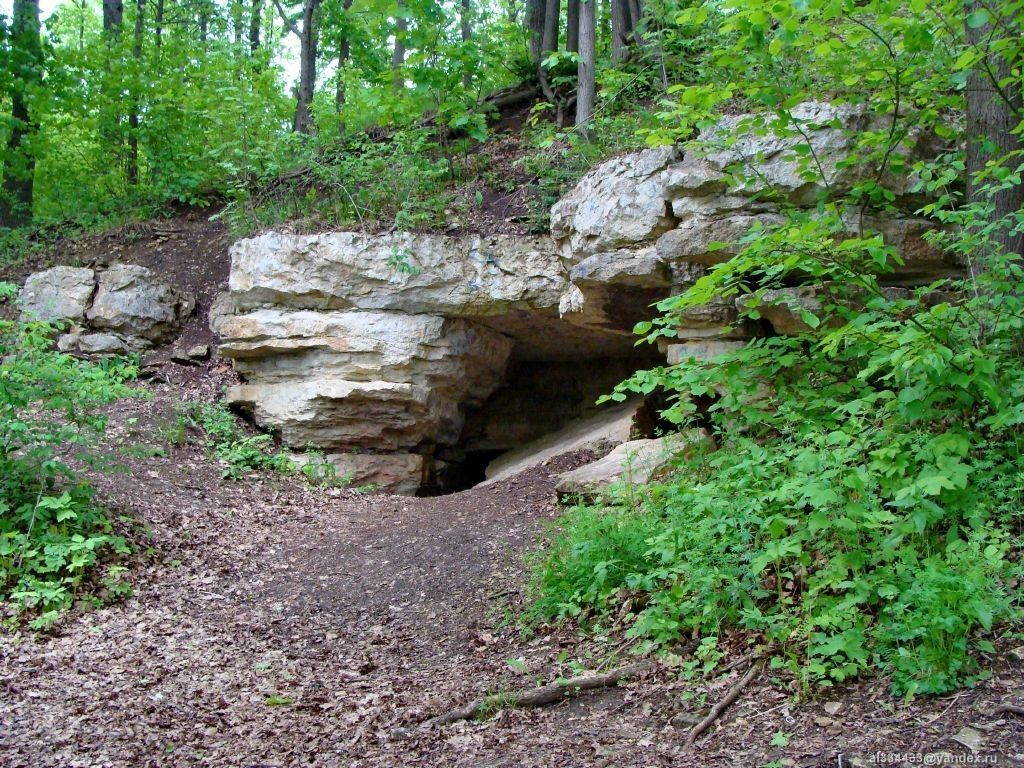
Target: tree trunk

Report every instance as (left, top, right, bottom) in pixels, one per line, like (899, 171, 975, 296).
(127, 0, 146, 187)
(249, 0, 262, 54)
(542, 0, 560, 54)
(294, 0, 320, 133)
(611, 0, 629, 61)
(575, 0, 595, 138)
(154, 0, 164, 48)
(103, 0, 123, 32)
(461, 0, 472, 90)
(626, 0, 642, 45)
(526, 0, 544, 63)
(335, 0, 353, 118)
(392, 4, 407, 93)
(0, 0, 41, 228)
(566, 0, 579, 52)
(965, 2, 1024, 261)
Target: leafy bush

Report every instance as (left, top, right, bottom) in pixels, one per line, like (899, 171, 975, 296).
(0, 284, 138, 627)
(179, 401, 296, 480)
(531, 215, 1024, 695)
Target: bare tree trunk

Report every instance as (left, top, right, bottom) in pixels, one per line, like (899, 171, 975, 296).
(0, 0, 41, 228)
(542, 0, 560, 54)
(566, 0, 578, 52)
(199, 0, 209, 42)
(392, 2, 408, 93)
(626, 0, 642, 45)
(526, 0, 544, 63)
(461, 0, 472, 90)
(335, 0, 352, 119)
(154, 0, 164, 48)
(294, 0, 320, 133)
(103, 0, 123, 32)
(127, 0, 146, 187)
(575, 0, 595, 138)
(249, 0, 262, 54)
(965, 1, 1024, 261)
(611, 0, 628, 61)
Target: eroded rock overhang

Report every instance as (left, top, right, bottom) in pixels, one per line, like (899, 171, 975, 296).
(211, 102, 964, 494)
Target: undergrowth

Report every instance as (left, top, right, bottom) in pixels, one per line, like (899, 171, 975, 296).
(529, 208, 1024, 697)
(177, 401, 297, 481)
(0, 283, 139, 628)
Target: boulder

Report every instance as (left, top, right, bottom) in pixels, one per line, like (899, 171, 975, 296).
(481, 400, 647, 486)
(219, 310, 514, 451)
(550, 146, 680, 259)
(86, 263, 194, 344)
(226, 231, 566, 315)
(20, 266, 95, 322)
(554, 431, 710, 501)
(325, 453, 425, 495)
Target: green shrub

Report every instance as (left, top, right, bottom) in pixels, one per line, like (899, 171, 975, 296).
(530, 211, 1024, 697)
(0, 284, 138, 627)
(180, 401, 296, 480)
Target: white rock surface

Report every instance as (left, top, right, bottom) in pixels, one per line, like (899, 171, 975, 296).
(20, 266, 95, 322)
(226, 231, 567, 315)
(554, 431, 709, 500)
(86, 263, 194, 343)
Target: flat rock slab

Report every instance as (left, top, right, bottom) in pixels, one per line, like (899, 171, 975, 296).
(555, 431, 709, 501)
(481, 400, 646, 486)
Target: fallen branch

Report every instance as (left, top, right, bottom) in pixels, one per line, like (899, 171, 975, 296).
(991, 703, 1024, 717)
(685, 660, 764, 747)
(423, 661, 653, 728)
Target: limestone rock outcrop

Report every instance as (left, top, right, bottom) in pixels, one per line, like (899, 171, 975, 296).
(212, 101, 961, 495)
(21, 263, 194, 354)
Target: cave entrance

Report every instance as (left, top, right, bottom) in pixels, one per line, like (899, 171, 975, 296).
(423, 282, 674, 495)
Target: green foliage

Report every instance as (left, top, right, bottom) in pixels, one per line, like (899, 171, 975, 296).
(180, 401, 296, 480)
(0, 287, 138, 627)
(530, 0, 1024, 697)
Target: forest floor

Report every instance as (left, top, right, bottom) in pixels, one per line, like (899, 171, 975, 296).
(1, 214, 1023, 767)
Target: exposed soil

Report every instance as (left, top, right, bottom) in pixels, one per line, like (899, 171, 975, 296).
(2, 212, 1023, 768)
(0, 365, 1022, 768)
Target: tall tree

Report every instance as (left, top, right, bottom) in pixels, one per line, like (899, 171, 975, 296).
(460, 0, 472, 89)
(274, 0, 321, 133)
(392, 2, 408, 93)
(965, 1, 1024, 260)
(526, 0, 544, 63)
(541, 0, 559, 54)
(610, 0, 628, 60)
(0, 0, 42, 227)
(335, 0, 353, 117)
(566, 0, 579, 52)
(249, 0, 262, 54)
(127, 0, 147, 186)
(575, 0, 594, 137)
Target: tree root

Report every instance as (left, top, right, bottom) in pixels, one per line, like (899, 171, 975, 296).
(685, 660, 764, 747)
(423, 661, 654, 728)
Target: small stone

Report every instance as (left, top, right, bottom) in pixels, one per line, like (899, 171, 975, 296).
(187, 344, 210, 360)
(951, 726, 985, 753)
(823, 701, 842, 716)
(669, 711, 702, 728)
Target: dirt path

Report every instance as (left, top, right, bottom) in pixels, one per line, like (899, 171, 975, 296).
(2, 368, 1024, 768)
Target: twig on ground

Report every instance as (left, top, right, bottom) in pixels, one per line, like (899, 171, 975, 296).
(991, 703, 1024, 717)
(685, 660, 764, 747)
(422, 661, 654, 728)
